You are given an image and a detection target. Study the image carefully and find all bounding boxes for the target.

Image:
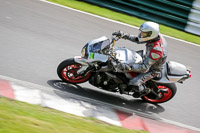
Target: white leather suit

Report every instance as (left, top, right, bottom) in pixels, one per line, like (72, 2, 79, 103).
(113, 22, 168, 96)
(126, 34, 168, 91)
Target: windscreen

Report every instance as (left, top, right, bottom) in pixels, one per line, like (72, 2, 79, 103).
(89, 39, 110, 53)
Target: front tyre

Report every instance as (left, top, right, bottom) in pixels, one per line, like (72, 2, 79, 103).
(141, 83, 177, 104)
(57, 58, 91, 84)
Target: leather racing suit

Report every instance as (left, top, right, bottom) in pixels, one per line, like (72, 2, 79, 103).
(123, 34, 168, 92)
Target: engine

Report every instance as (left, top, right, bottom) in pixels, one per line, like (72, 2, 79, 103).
(89, 72, 119, 92)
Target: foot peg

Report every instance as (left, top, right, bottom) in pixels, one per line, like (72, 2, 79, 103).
(132, 88, 151, 98)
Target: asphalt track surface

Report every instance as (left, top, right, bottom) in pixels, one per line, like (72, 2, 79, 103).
(0, 0, 200, 129)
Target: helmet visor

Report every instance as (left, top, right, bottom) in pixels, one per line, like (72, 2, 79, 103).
(138, 30, 152, 38)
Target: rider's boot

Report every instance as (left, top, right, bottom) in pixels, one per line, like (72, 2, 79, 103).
(132, 84, 151, 98)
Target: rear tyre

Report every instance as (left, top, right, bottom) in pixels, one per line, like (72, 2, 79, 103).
(141, 83, 177, 104)
(57, 58, 91, 84)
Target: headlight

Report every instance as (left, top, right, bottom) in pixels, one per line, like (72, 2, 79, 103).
(81, 47, 86, 57)
(81, 43, 89, 58)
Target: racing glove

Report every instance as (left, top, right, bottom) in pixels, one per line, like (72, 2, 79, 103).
(112, 31, 130, 39)
(112, 30, 124, 38)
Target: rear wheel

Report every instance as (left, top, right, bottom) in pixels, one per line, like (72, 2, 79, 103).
(57, 58, 91, 84)
(141, 83, 177, 104)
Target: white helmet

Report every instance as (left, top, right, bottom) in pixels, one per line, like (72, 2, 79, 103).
(138, 21, 159, 43)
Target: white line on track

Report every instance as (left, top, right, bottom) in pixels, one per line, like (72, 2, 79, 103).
(39, 0, 200, 47)
(161, 118, 200, 132)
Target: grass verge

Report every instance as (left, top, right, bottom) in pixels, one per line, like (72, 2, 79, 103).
(0, 97, 146, 133)
(47, 0, 200, 45)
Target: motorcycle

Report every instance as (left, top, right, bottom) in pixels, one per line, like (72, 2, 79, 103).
(57, 35, 191, 104)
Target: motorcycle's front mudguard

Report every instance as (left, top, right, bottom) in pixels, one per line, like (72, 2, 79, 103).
(57, 57, 91, 84)
(73, 56, 91, 74)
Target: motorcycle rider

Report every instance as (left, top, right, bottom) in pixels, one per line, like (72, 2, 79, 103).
(112, 21, 168, 98)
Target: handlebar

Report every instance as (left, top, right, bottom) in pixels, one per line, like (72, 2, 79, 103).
(111, 35, 121, 45)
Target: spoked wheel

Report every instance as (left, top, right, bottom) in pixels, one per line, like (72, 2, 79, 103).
(57, 58, 91, 84)
(141, 83, 177, 104)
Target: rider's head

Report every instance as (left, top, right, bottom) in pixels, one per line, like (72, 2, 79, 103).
(138, 21, 159, 43)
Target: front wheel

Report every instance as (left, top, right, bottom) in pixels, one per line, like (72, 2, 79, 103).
(141, 83, 177, 104)
(57, 58, 91, 84)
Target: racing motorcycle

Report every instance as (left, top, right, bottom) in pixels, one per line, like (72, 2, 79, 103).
(57, 35, 191, 104)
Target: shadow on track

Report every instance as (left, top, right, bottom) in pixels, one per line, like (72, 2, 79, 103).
(47, 80, 165, 115)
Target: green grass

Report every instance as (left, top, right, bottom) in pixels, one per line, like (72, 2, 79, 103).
(48, 0, 200, 45)
(0, 97, 146, 133)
